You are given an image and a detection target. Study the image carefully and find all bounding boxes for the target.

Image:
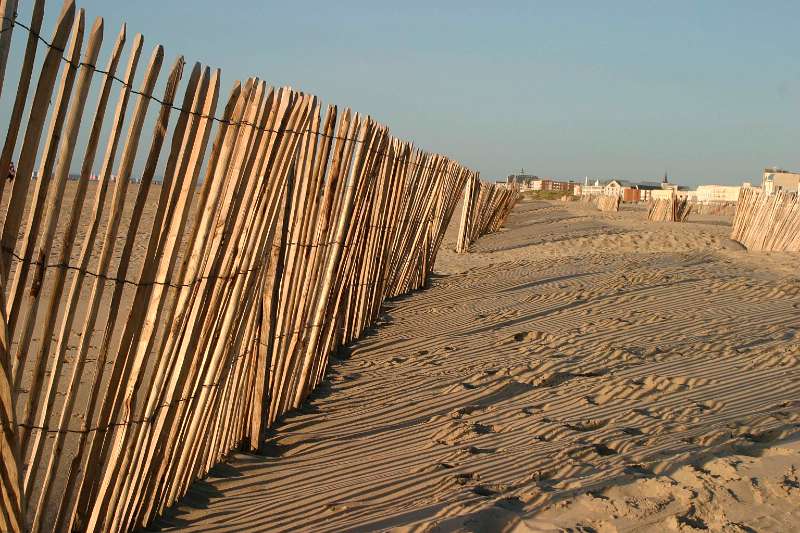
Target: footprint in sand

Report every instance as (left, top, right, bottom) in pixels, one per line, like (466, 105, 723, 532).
(449, 404, 488, 419)
(431, 420, 496, 446)
(509, 330, 554, 344)
(520, 405, 544, 416)
(463, 445, 496, 455)
(563, 418, 609, 432)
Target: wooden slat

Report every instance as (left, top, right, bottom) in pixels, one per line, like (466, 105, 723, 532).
(0, 279, 21, 533)
(0, 0, 44, 209)
(57, 42, 165, 533)
(7, 6, 87, 341)
(104, 67, 222, 532)
(26, 22, 128, 530)
(18, 10, 104, 507)
(0, 0, 74, 284)
(0, 0, 18, 100)
(15, 12, 100, 466)
(78, 60, 205, 533)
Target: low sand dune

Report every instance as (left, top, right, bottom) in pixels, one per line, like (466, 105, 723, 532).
(152, 200, 800, 532)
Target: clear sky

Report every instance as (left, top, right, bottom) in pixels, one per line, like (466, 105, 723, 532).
(6, 0, 800, 186)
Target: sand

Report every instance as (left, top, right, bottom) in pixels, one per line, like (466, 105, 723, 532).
(140, 199, 796, 531)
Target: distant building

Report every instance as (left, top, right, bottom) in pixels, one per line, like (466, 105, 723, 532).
(506, 171, 538, 187)
(762, 167, 800, 195)
(636, 182, 663, 202)
(580, 178, 644, 200)
(622, 187, 640, 203)
(576, 173, 689, 202)
(507, 171, 578, 193)
(647, 173, 690, 200)
(651, 189, 690, 200)
(693, 184, 746, 203)
(605, 179, 632, 197)
(581, 178, 605, 196)
(656, 172, 678, 192)
(541, 179, 574, 192)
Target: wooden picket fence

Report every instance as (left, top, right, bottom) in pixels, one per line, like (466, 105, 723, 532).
(455, 176, 519, 253)
(647, 196, 691, 222)
(690, 201, 737, 217)
(730, 188, 800, 251)
(595, 195, 620, 212)
(577, 195, 619, 212)
(0, 1, 474, 531)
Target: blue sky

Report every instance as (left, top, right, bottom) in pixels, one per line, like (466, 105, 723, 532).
(5, 0, 800, 186)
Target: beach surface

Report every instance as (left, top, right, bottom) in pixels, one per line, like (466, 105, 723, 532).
(152, 199, 800, 532)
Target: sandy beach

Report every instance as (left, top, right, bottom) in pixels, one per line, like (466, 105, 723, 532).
(148, 199, 800, 532)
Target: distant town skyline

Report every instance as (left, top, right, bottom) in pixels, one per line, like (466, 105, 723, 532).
(3, 1, 800, 187)
(503, 169, 757, 187)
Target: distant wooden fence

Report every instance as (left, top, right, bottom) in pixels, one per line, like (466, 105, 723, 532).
(730, 188, 800, 251)
(647, 196, 691, 222)
(0, 1, 474, 531)
(595, 195, 620, 212)
(577, 195, 620, 212)
(690, 201, 737, 217)
(455, 176, 518, 253)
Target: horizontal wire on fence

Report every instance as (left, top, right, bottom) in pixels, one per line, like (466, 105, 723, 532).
(8, 346, 253, 435)
(0, 15, 469, 176)
(282, 237, 362, 248)
(272, 322, 325, 340)
(270, 234, 368, 250)
(0, 231, 369, 289)
(1, 245, 261, 289)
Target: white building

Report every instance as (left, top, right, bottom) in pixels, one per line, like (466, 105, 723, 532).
(762, 167, 800, 195)
(693, 184, 744, 203)
(603, 179, 622, 197)
(581, 178, 604, 196)
(581, 178, 626, 197)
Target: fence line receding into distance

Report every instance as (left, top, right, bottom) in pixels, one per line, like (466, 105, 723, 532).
(455, 176, 519, 253)
(690, 201, 737, 217)
(595, 195, 620, 212)
(730, 188, 800, 251)
(647, 196, 692, 222)
(0, 0, 481, 531)
(577, 195, 619, 212)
